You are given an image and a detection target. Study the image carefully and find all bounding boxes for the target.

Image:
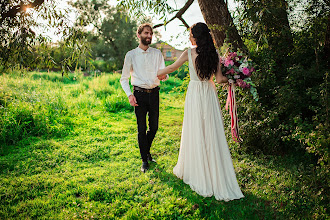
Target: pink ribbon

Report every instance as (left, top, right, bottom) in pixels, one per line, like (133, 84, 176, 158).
(225, 83, 243, 143)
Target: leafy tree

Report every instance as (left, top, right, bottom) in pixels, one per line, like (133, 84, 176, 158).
(232, 0, 329, 149)
(118, 0, 245, 51)
(0, 0, 91, 72)
(33, 31, 93, 73)
(70, 0, 139, 70)
(1, 0, 58, 68)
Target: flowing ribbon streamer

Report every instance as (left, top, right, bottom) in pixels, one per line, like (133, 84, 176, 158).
(225, 81, 243, 143)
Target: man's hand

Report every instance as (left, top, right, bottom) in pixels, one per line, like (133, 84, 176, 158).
(158, 74, 167, 80)
(129, 95, 138, 107)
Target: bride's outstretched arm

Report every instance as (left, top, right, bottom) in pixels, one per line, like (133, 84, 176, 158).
(157, 50, 188, 77)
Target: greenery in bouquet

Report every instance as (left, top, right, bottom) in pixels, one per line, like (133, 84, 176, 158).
(220, 51, 258, 101)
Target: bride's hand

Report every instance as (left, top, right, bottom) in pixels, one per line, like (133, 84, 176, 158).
(222, 81, 231, 90)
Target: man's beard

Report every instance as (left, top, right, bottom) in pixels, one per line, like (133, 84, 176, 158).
(141, 36, 152, 45)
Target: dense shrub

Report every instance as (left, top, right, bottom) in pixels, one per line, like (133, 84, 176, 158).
(218, 0, 330, 208)
(91, 60, 118, 73)
(228, 0, 329, 157)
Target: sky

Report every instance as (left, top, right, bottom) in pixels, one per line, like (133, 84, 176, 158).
(48, 0, 238, 50)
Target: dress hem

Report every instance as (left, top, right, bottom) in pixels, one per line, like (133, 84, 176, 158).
(173, 170, 244, 202)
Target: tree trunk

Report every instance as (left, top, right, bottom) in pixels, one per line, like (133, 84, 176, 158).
(325, 14, 330, 67)
(266, 0, 293, 57)
(197, 0, 245, 52)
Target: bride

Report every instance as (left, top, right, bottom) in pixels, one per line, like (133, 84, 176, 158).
(157, 22, 244, 201)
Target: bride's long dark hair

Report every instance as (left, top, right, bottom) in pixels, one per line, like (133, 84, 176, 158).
(191, 22, 219, 80)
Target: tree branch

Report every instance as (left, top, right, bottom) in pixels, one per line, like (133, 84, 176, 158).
(177, 17, 189, 28)
(1, 0, 45, 24)
(153, 0, 194, 29)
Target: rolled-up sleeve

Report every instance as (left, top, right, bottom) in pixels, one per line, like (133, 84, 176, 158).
(120, 53, 133, 97)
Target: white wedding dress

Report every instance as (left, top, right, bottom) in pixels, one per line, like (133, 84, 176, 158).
(173, 48, 244, 201)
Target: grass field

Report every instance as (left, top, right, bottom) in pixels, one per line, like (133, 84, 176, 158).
(0, 71, 327, 219)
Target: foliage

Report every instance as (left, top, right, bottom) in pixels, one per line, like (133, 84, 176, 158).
(0, 0, 90, 71)
(34, 29, 93, 74)
(231, 0, 329, 143)
(165, 60, 189, 80)
(70, 0, 139, 71)
(90, 60, 116, 73)
(117, 0, 175, 23)
(160, 76, 184, 94)
(224, 0, 330, 204)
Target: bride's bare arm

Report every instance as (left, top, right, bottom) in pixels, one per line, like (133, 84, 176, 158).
(157, 50, 188, 76)
(215, 62, 228, 84)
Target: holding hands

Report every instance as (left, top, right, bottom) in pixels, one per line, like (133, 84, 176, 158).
(157, 74, 167, 80)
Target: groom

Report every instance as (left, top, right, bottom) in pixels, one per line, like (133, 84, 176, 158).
(120, 23, 168, 172)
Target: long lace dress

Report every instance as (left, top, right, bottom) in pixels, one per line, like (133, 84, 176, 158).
(173, 48, 244, 201)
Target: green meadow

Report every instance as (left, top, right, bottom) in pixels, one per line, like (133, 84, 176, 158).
(0, 71, 327, 219)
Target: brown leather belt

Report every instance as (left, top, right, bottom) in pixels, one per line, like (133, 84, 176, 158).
(133, 86, 159, 93)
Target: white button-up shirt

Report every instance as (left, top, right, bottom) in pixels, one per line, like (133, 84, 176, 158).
(120, 46, 167, 97)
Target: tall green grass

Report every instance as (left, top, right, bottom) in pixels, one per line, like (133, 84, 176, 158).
(0, 71, 135, 146)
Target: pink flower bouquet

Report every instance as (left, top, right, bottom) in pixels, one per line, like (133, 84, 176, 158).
(220, 51, 258, 101)
(220, 51, 258, 143)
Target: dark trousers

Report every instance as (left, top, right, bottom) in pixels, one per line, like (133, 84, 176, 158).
(134, 89, 159, 162)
